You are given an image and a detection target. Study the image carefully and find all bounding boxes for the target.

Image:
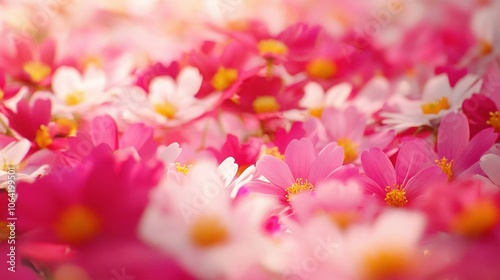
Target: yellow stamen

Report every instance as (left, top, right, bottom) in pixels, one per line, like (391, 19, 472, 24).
(263, 146, 285, 160)
(363, 249, 411, 280)
(308, 107, 324, 118)
(35, 124, 52, 149)
(435, 157, 453, 181)
(285, 178, 315, 201)
(23, 61, 51, 82)
(337, 138, 358, 164)
(175, 163, 191, 175)
(487, 111, 500, 132)
(306, 58, 337, 79)
(55, 118, 77, 136)
(252, 96, 280, 114)
(384, 184, 408, 207)
(328, 211, 358, 230)
(257, 39, 288, 56)
(154, 102, 176, 119)
(211, 66, 238, 91)
(421, 96, 450, 115)
(65, 90, 85, 106)
(190, 215, 228, 248)
(55, 205, 101, 244)
(452, 200, 498, 238)
(0, 88, 4, 100)
(83, 56, 103, 69)
(0, 221, 9, 241)
(480, 40, 493, 56)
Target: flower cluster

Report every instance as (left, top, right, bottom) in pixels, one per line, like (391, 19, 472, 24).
(1, 0, 500, 279)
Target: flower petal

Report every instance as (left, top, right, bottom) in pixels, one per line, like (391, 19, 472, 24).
(361, 147, 396, 188)
(256, 155, 294, 189)
(480, 154, 500, 186)
(437, 112, 469, 160)
(284, 138, 315, 180)
(308, 143, 344, 185)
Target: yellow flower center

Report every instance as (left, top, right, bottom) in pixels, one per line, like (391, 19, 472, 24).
(0, 221, 9, 241)
(308, 107, 324, 118)
(252, 96, 281, 114)
(55, 205, 101, 244)
(421, 96, 450, 115)
(211, 67, 238, 91)
(35, 124, 52, 149)
(363, 249, 411, 280)
(175, 163, 191, 175)
(83, 56, 103, 69)
(257, 39, 288, 56)
(384, 184, 408, 207)
(480, 40, 493, 56)
(306, 58, 337, 79)
(263, 146, 285, 160)
(0, 88, 4, 100)
(435, 157, 453, 181)
(65, 90, 86, 106)
(23, 61, 51, 82)
(285, 178, 315, 201)
(337, 138, 358, 164)
(487, 111, 500, 132)
(328, 211, 358, 230)
(154, 102, 176, 119)
(55, 118, 77, 136)
(451, 200, 499, 238)
(190, 215, 228, 248)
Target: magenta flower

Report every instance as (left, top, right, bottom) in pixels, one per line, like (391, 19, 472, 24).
(435, 112, 497, 181)
(361, 140, 448, 207)
(247, 137, 358, 204)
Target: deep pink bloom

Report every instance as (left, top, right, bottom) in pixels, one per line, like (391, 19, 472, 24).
(208, 134, 263, 175)
(361, 140, 448, 207)
(462, 93, 500, 138)
(247, 137, 357, 205)
(436, 112, 497, 180)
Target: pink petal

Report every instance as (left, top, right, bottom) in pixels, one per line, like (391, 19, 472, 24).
(405, 166, 447, 200)
(480, 154, 500, 186)
(361, 147, 396, 188)
(324, 164, 360, 183)
(395, 140, 435, 185)
(437, 112, 469, 160)
(284, 138, 315, 180)
(256, 155, 294, 189)
(91, 115, 118, 150)
(309, 143, 344, 185)
(454, 128, 497, 174)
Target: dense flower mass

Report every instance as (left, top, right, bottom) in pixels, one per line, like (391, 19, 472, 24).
(0, 0, 500, 279)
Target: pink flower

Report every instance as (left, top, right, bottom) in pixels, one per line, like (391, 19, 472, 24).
(248, 137, 357, 205)
(361, 140, 447, 207)
(435, 112, 497, 181)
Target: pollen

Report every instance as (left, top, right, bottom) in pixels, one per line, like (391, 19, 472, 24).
(257, 39, 288, 56)
(55, 205, 101, 244)
(263, 146, 285, 160)
(435, 157, 453, 181)
(35, 124, 52, 149)
(252, 96, 281, 114)
(55, 118, 77, 136)
(306, 58, 337, 79)
(285, 178, 315, 201)
(0, 88, 4, 100)
(337, 138, 358, 164)
(154, 102, 176, 119)
(480, 40, 493, 56)
(308, 107, 324, 118)
(451, 200, 499, 238)
(211, 66, 238, 91)
(384, 185, 408, 207)
(65, 90, 86, 106)
(363, 249, 411, 280)
(190, 215, 229, 248)
(23, 61, 51, 83)
(486, 111, 500, 132)
(0, 221, 9, 241)
(175, 162, 191, 175)
(421, 96, 450, 115)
